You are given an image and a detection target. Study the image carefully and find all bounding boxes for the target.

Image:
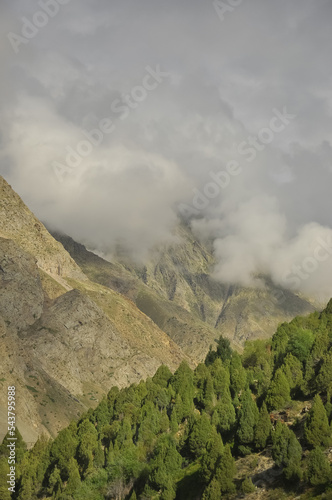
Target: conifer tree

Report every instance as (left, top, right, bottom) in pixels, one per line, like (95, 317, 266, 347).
(203, 375, 216, 411)
(230, 352, 247, 397)
(302, 358, 316, 396)
(287, 328, 314, 362)
(215, 444, 236, 494)
(281, 353, 303, 395)
(211, 392, 236, 435)
(77, 419, 99, 475)
(304, 394, 331, 448)
(236, 388, 259, 452)
(50, 426, 78, 477)
(254, 402, 271, 450)
(272, 422, 302, 481)
(241, 476, 255, 494)
(242, 339, 273, 396)
(317, 351, 332, 394)
(271, 324, 290, 366)
(201, 430, 224, 484)
(189, 414, 214, 458)
(202, 478, 222, 500)
(210, 359, 230, 397)
(160, 410, 170, 433)
(152, 364, 173, 388)
(307, 447, 331, 486)
(170, 361, 194, 418)
(66, 457, 81, 495)
(310, 328, 330, 361)
(48, 465, 62, 496)
(266, 368, 291, 410)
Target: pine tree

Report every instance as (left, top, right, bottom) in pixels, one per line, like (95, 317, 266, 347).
(77, 419, 99, 475)
(304, 394, 332, 448)
(302, 357, 316, 396)
(50, 425, 78, 476)
(310, 327, 329, 360)
(170, 361, 194, 419)
(201, 431, 224, 484)
(160, 410, 170, 433)
(284, 430, 303, 481)
(287, 328, 314, 363)
(241, 476, 255, 494)
(205, 336, 232, 366)
(230, 352, 247, 397)
(236, 388, 259, 452)
(271, 324, 290, 365)
(272, 422, 302, 481)
(211, 395, 236, 436)
(215, 336, 232, 363)
(242, 339, 273, 396)
(189, 414, 214, 458)
(203, 375, 215, 411)
(281, 353, 303, 395)
(202, 478, 222, 499)
(153, 364, 173, 388)
(215, 444, 236, 494)
(254, 403, 271, 450)
(16, 434, 51, 499)
(307, 447, 331, 486)
(92, 397, 111, 432)
(48, 465, 62, 496)
(148, 435, 181, 499)
(210, 359, 230, 397)
(317, 351, 332, 394)
(66, 457, 81, 494)
(266, 368, 291, 410)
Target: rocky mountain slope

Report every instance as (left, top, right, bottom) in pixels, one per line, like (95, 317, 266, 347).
(53, 225, 316, 354)
(0, 175, 317, 445)
(0, 177, 188, 444)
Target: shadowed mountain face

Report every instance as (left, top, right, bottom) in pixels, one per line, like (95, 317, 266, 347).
(52, 224, 316, 355)
(0, 177, 188, 444)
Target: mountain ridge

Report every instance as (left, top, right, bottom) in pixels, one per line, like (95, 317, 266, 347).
(0, 176, 190, 444)
(51, 226, 317, 353)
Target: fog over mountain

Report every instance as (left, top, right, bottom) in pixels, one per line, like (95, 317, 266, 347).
(1, 0, 332, 300)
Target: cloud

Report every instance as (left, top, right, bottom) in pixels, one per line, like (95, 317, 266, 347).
(1, 0, 332, 297)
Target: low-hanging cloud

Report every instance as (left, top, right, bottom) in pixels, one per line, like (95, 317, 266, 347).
(1, 0, 332, 299)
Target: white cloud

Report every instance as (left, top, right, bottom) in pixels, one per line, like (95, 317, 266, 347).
(1, 0, 332, 298)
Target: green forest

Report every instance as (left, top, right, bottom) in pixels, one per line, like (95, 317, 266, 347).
(2, 300, 332, 500)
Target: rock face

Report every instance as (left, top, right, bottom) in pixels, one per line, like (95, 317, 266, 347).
(54, 225, 316, 354)
(0, 176, 85, 282)
(0, 238, 44, 330)
(0, 176, 189, 444)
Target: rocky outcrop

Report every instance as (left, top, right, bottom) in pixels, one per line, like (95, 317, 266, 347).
(0, 176, 85, 282)
(0, 238, 44, 330)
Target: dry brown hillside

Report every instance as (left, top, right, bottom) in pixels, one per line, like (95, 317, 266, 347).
(0, 177, 190, 445)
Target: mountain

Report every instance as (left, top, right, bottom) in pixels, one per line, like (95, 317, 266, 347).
(0, 176, 188, 444)
(52, 224, 316, 355)
(0, 175, 317, 445)
(6, 299, 332, 499)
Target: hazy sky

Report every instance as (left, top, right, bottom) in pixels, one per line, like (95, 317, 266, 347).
(1, 0, 332, 299)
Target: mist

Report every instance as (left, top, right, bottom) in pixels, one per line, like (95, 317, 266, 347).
(1, 0, 332, 299)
